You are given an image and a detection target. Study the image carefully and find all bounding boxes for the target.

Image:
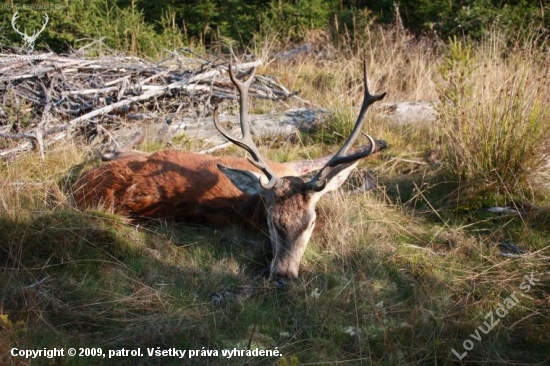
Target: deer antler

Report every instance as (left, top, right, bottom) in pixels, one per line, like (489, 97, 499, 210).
(36, 14, 49, 37)
(306, 60, 386, 191)
(11, 12, 25, 37)
(213, 62, 279, 189)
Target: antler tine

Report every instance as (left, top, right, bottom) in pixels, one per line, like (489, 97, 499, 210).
(306, 60, 386, 191)
(213, 62, 279, 189)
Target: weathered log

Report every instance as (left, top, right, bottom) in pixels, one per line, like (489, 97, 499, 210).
(101, 107, 330, 151)
(373, 101, 438, 125)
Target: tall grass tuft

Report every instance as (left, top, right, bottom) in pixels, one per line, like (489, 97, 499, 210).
(437, 34, 550, 203)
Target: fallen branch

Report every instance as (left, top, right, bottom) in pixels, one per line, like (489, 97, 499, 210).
(0, 50, 315, 159)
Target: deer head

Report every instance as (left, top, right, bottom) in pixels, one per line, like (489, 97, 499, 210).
(11, 11, 49, 53)
(214, 61, 386, 281)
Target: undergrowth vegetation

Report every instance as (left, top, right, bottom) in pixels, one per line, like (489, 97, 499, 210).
(1, 22, 550, 366)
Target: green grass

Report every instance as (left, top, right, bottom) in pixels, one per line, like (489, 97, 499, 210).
(1, 27, 550, 366)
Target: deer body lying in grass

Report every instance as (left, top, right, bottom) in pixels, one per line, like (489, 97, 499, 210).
(74, 61, 387, 281)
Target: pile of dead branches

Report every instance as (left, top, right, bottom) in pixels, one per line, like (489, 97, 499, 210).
(0, 50, 303, 159)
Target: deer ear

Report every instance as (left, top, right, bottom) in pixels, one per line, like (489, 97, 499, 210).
(314, 162, 358, 196)
(218, 164, 266, 196)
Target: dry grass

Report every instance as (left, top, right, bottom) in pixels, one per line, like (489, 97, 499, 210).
(437, 34, 550, 204)
(263, 30, 441, 109)
(1, 26, 550, 365)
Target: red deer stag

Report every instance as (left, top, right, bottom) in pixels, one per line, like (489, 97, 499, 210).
(74, 61, 387, 281)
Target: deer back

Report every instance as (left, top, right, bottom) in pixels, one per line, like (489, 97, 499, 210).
(73, 150, 297, 227)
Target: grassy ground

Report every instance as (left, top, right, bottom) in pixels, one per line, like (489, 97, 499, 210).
(1, 28, 550, 365)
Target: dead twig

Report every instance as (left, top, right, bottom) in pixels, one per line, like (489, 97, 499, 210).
(0, 49, 314, 159)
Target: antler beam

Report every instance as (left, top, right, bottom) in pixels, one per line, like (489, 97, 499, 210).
(11, 12, 25, 37)
(306, 60, 386, 191)
(213, 63, 279, 189)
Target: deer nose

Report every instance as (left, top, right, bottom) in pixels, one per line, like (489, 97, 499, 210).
(270, 259, 300, 281)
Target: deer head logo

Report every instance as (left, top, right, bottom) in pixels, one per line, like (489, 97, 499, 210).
(11, 11, 49, 54)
